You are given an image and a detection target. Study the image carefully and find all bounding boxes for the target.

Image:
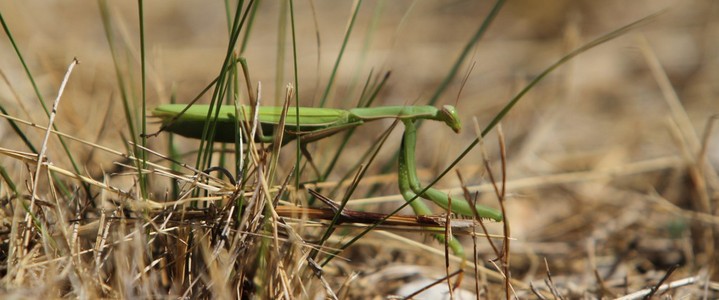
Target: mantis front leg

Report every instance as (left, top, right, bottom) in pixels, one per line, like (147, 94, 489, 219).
(398, 119, 503, 255)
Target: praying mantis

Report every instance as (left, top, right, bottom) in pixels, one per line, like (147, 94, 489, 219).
(152, 103, 463, 144)
(152, 103, 503, 255)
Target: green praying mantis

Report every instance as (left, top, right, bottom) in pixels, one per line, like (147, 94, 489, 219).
(152, 103, 503, 255)
(152, 103, 462, 144)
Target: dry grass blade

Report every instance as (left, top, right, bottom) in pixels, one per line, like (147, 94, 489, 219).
(615, 275, 702, 300)
(23, 58, 78, 257)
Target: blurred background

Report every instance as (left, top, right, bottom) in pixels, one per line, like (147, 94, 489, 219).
(1, 0, 717, 296)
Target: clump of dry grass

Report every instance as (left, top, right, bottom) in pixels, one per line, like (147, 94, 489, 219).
(2, 1, 719, 299)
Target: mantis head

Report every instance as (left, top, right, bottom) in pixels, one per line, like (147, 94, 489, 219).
(440, 105, 462, 133)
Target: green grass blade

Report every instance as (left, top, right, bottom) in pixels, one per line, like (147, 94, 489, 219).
(426, 0, 505, 106)
(0, 104, 38, 154)
(344, 1, 384, 98)
(98, 0, 148, 200)
(274, 0, 289, 106)
(0, 13, 49, 117)
(138, 0, 148, 197)
(0, 165, 18, 198)
(239, 0, 260, 55)
(168, 92, 180, 199)
(318, 0, 364, 107)
(289, 0, 301, 190)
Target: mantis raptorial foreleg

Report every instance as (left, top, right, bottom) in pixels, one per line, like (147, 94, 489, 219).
(398, 146, 467, 257)
(398, 119, 502, 255)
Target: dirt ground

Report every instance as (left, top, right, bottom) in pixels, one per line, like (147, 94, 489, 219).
(1, 0, 717, 298)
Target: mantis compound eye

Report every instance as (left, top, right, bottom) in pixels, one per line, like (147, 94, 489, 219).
(440, 105, 462, 133)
